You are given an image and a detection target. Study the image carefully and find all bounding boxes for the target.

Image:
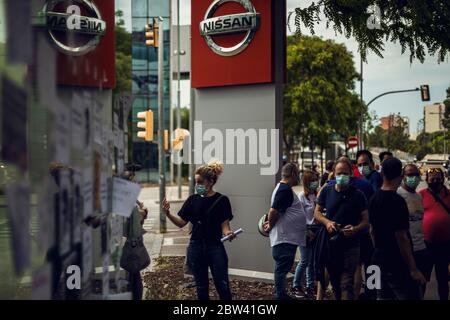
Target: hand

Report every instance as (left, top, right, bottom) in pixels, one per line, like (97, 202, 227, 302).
(306, 229, 315, 242)
(410, 270, 426, 286)
(263, 221, 272, 233)
(162, 198, 170, 215)
(342, 225, 357, 237)
(224, 230, 236, 242)
(138, 207, 148, 221)
(326, 221, 338, 234)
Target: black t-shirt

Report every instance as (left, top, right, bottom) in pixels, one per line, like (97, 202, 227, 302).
(317, 185, 367, 247)
(271, 182, 294, 213)
(178, 192, 233, 243)
(369, 190, 411, 272)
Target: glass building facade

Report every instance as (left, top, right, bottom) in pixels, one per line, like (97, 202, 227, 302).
(131, 0, 171, 183)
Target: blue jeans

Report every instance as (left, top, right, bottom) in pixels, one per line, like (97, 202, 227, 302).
(272, 243, 297, 299)
(186, 240, 232, 300)
(293, 245, 314, 289)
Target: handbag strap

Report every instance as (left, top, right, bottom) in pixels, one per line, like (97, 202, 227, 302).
(127, 206, 138, 239)
(205, 194, 225, 217)
(429, 189, 450, 216)
(191, 194, 225, 235)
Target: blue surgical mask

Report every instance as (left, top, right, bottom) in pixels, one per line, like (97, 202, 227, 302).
(358, 165, 371, 176)
(336, 174, 350, 186)
(309, 181, 319, 191)
(195, 184, 207, 196)
(405, 176, 420, 190)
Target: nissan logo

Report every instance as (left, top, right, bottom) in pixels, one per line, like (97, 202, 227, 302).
(200, 0, 260, 56)
(41, 0, 106, 56)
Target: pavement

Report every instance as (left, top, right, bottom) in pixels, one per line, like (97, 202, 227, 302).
(138, 184, 444, 300)
(139, 185, 191, 270)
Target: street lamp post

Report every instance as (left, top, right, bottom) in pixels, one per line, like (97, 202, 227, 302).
(157, 16, 166, 233)
(176, 0, 182, 199)
(359, 54, 364, 150)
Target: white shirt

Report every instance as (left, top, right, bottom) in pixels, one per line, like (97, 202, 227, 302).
(269, 183, 307, 247)
(298, 191, 317, 225)
(397, 187, 426, 252)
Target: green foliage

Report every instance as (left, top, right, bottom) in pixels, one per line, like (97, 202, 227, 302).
(443, 87, 450, 130)
(114, 10, 132, 94)
(115, 52, 132, 94)
(284, 35, 366, 157)
(410, 131, 449, 160)
(367, 122, 410, 152)
(293, 1, 450, 62)
(367, 115, 414, 153)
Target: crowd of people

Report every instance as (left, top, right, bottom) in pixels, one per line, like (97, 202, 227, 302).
(265, 151, 449, 300)
(155, 151, 449, 301)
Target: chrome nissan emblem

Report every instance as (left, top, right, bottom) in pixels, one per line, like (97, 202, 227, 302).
(200, 0, 260, 56)
(42, 0, 106, 56)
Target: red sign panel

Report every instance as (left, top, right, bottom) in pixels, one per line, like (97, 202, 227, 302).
(56, 0, 115, 88)
(347, 136, 358, 148)
(192, 0, 274, 88)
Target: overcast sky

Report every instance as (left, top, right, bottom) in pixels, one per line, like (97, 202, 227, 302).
(116, 0, 450, 134)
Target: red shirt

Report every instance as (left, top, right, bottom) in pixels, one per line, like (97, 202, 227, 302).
(419, 188, 450, 244)
(353, 165, 362, 177)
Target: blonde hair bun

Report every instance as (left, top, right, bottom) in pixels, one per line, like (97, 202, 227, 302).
(196, 159, 224, 185)
(207, 159, 224, 177)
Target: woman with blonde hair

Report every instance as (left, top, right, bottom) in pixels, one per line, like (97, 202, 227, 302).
(162, 160, 235, 300)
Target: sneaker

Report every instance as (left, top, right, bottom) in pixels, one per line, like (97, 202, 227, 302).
(305, 287, 315, 297)
(292, 287, 306, 299)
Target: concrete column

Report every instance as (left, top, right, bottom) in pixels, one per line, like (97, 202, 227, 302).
(193, 0, 285, 273)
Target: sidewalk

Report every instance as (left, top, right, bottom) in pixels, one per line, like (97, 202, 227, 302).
(139, 185, 191, 273)
(138, 185, 442, 300)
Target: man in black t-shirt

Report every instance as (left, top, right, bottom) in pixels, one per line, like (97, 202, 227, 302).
(369, 157, 426, 300)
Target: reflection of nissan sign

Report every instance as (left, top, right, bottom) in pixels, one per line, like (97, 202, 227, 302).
(200, 0, 260, 56)
(42, 0, 106, 55)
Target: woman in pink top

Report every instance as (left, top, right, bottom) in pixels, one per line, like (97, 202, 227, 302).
(419, 168, 450, 300)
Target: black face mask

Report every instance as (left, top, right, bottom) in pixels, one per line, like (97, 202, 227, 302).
(428, 182, 443, 193)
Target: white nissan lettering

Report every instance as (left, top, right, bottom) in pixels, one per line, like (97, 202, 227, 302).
(200, 0, 260, 56)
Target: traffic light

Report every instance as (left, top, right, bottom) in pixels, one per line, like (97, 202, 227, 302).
(136, 110, 154, 142)
(420, 85, 430, 102)
(164, 129, 169, 151)
(145, 22, 159, 47)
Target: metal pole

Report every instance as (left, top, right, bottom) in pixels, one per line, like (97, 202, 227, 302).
(177, 0, 182, 199)
(359, 54, 364, 150)
(158, 17, 166, 233)
(189, 87, 195, 196)
(366, 88, 420, 108)
(169, 0, 174, 188)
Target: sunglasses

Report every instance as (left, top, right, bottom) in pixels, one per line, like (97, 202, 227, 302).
(427, 168, 443, 174)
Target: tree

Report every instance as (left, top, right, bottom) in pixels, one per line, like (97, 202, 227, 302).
(114, 10, 132, 94)
(367, 125, 385, 148)
(367, 115, 410, 152)
(284, 35, 366, 160)
(293, 1, 450, 62)
(172, 106, 190, 130)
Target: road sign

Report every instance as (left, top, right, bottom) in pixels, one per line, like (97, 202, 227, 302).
(348, 136, 358, 148)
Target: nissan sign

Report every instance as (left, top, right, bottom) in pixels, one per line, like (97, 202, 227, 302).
(200, 0, 260, 56)
(40, 0, 107, 56)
